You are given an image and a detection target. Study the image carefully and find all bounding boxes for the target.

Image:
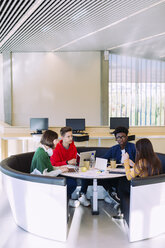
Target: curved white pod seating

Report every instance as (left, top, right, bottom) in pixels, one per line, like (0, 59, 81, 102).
(0, 152, 67, 242)
(129, 174, 165, 242)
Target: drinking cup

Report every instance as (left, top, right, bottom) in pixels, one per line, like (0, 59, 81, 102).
(83, 159, 90, 170)
(110, 159, 116, 169)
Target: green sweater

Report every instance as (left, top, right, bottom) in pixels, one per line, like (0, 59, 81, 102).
(30, 147, 56, 174)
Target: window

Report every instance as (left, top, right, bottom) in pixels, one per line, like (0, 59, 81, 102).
(109, 54, 165, 126)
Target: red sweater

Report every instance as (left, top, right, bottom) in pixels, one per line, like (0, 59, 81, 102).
(50, 140, 77, 167)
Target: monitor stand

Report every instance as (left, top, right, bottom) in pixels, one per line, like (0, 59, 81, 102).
(31, 130, 43, 135)
(72, 130, 80, 134)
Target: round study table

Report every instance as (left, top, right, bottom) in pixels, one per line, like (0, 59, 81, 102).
(61, 167, 126, 215)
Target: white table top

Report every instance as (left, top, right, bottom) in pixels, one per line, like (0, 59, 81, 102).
(61, 167, 125, 179)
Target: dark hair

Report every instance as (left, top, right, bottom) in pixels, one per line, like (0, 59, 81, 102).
(40, 130, 58, 148)
(113, 126, 128, 137)
(60, 126, 72, 136)
(135, 138, 162, 176)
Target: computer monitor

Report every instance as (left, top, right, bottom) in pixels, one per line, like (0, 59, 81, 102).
(30, 118, 49, 134)
(110, 117, 129, 129)
(66, 118, 85, 133)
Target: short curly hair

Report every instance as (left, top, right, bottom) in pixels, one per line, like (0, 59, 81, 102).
(113, 126, 128, 136)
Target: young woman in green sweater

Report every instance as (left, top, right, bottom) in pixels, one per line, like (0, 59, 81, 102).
(31, 130, 80, 207)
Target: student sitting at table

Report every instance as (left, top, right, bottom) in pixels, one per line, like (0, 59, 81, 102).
(102, 126, 136, 204)
(118, 138, 162, 225)
(30, 130, 80, 208)
(50, 126, 90, 207)
(103, 126, 136, 164)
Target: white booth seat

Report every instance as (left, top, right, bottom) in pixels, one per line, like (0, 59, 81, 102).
(0, 154, 68, 242)
(129, 174, 165, 242)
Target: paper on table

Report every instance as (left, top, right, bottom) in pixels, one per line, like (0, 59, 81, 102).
(95, 157, 108, 171)
(78, 169, 108, 177)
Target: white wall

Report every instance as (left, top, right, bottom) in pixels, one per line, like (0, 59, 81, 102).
(12, 52, 101, 126)
(0, 54, 4, 122)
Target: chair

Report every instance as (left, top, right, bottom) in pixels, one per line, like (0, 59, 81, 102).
(0, 153, 68, 242)
(128, 135, 135, 141)
(73, 134, 89, 142)
(128, 174, 165, 242)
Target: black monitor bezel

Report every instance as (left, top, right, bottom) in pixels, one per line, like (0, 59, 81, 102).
(110, 117, 129, 129)
(66, 118, 85, 132)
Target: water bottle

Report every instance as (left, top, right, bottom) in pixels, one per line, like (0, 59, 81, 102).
(90, 152, 95, 168)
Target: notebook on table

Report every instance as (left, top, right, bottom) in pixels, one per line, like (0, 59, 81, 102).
(66, 165, 79, 172)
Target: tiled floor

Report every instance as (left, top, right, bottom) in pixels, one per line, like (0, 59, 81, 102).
(1, 177, 165, 248)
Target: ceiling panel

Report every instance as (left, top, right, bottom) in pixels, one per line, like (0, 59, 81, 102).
(0, 0, 165, 60)
(1, 0, 36, 41)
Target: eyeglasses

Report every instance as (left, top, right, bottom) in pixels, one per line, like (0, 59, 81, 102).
(116, 135, 127, 140)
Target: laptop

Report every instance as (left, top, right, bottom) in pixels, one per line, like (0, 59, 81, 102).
(76, 150, 96, 167)
(66, 150, 96, 172)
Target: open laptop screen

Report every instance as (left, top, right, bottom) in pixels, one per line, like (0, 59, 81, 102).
(78, 151, 96, 167)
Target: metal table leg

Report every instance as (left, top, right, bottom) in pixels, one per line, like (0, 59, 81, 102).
(92, 178, 99, 215)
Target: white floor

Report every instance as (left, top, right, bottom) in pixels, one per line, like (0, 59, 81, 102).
(1, 177, 165, 248)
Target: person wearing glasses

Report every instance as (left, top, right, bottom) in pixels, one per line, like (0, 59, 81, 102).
(103, 126, 136, 164)
(102, 126, 136, 206)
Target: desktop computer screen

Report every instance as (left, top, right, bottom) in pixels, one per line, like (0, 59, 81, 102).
(110, 117, 129, 129)
(66, 118, 85, 133)
(30, 118, 49, 134)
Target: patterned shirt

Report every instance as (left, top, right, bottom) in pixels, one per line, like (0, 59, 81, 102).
(124, 158, 148, 180)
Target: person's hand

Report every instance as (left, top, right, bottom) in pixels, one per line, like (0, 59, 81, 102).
(60, 166, 69, 173)
(68, 158, 76, 165)
(129, 159, 134, 167)
(122, 152, 129, 162)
